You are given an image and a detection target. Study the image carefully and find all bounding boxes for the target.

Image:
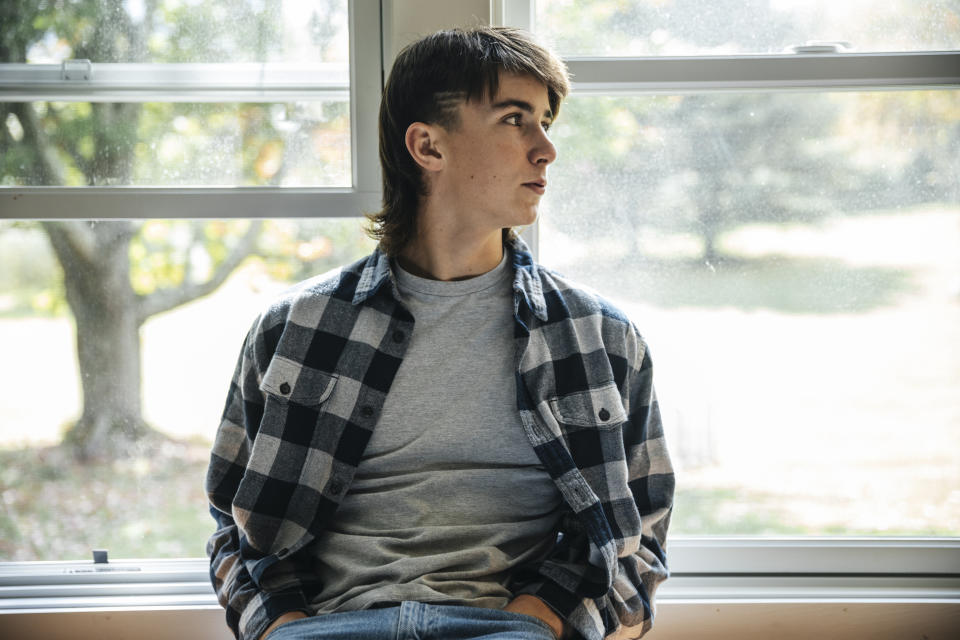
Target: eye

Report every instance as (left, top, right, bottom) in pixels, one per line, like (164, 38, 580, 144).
(541, 121, 552, 132)
(504, 113, 523, 126)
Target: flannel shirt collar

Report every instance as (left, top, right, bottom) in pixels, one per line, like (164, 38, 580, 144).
(351, 234, 549, 322)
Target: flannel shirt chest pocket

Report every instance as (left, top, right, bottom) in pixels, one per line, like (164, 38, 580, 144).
(543, 381, 633, 522)
(548, 382, 627, 430)
(258, 355, 338, 439)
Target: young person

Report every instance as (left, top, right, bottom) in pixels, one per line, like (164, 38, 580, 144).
(206, 26, 674, 640)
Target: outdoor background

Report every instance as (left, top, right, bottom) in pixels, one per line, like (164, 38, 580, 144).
(1, 0, 959, 561)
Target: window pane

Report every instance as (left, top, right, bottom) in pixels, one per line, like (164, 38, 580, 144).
(1, 100, 350, 187)
(535, 0, 960, 56)
(541, 89, 960, 536)
(10, 0, 348, 64)
(0, 218, 375, 560)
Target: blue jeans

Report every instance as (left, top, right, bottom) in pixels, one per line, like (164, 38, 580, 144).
(264, 602, 558, 640)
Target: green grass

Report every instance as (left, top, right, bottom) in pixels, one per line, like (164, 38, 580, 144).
(580, 254, 917, 314)
(5, 443, 951, 562)
(671, 486, 957, 537)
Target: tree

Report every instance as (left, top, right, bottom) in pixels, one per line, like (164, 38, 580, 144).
(539, 0, 960, 265)
(0, 0, 349, 459)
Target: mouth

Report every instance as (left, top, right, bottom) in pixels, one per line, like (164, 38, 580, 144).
(523, 179, 546, 195)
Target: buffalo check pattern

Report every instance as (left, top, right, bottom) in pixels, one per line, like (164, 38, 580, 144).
(206, 235, 674, 640)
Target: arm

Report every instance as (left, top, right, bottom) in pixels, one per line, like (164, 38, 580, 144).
(515, 328, 674, 640)
(205, 319, 312, 640)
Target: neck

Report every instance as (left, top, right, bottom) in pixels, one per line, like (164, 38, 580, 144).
(397, 204, 505, 281)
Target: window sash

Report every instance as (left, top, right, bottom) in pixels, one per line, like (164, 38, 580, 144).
(0, 62, 349, 102)
(565, 51, 960, 94)
(0, 0, 382, 217)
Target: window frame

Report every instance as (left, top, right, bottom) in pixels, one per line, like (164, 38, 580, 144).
(496, 0, 960, 579)
(0, 0, 958, 627)
(0, 0, 382, 218)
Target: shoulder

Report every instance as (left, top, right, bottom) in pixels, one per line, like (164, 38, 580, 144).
(250, 252, 373, 337)
(535, 262, 633, 327)
(531, 262, 650, 363)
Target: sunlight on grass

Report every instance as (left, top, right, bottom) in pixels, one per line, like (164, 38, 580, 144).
(1, 207, 958, 559)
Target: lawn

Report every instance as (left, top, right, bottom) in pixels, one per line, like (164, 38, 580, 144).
(1, 206, 958, 561)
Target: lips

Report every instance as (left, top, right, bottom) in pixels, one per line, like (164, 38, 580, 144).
(523, 179, 547, 195)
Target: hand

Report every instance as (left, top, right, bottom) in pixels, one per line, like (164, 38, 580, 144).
(504, 594, 564, 639)
(258, 611, 309, 640)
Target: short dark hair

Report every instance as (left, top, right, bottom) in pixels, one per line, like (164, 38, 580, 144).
(366, 26, 570, 256)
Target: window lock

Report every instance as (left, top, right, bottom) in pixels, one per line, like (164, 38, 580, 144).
(787, 41, 853, 54)
(61, 59, 93, 81)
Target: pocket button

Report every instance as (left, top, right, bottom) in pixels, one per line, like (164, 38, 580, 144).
(598, 408, 610, 422)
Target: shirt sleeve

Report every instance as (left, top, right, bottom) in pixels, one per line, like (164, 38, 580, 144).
(204, 317, 312, 640)
(514, 328, 675, 640)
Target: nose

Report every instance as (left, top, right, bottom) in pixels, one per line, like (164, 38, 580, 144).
(531, 129, 557, 166)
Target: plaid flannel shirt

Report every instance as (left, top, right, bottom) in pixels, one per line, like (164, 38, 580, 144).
(205, 235, 674, 640)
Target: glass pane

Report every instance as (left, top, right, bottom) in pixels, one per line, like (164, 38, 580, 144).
(535, 0, 960, 56)
(541, 89, 960, 536)
(0, 100, 350, 187)
(6, 0, 348, 64)
(0, 218, 375, 560)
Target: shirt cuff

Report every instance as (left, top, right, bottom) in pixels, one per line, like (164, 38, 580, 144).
(240, 589, 311, 640)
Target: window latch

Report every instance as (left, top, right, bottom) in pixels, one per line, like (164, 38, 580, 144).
(787, 41, 853, 54)
(92, 548, 108, 564)
(61, 58, 93, 81)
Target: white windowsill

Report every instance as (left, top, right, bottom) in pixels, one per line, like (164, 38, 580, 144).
(1, 538, 957, 639)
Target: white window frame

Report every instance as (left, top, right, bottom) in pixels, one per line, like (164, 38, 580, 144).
(492, 0, 960, 609)
(0, 0, 958, 633)
(0, 0, 382, 218)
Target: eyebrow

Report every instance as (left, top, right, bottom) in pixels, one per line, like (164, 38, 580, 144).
(490, 98, 553, 121)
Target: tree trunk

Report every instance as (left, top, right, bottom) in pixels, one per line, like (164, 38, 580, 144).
(702, 222, 720, 265)
(43, 221, 157, 460)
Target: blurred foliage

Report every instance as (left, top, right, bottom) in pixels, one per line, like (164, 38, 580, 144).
(0, 218, 374, 318)
(1, 0, 350, 188)
(0, 221, 68, 317)
(538, 0, 794, 55)
(0, 0, 358, 319)
(548, 89, 960, 261)
(540, 0, 960, 259)
(536, 0, 960, 55)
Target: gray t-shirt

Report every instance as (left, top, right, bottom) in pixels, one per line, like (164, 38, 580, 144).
(307, 252, 564, 614)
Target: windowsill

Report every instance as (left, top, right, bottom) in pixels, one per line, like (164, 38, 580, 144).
(1, 538, 957, 638)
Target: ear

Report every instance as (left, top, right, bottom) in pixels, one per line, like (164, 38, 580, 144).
(404, 122, 445, 172)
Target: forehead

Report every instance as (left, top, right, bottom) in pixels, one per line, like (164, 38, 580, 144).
(493, 72, 549, 100)
(475, 71, 553, 117)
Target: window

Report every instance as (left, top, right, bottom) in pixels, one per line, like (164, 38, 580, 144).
(1, 0, 382, 217)
(517, 0, 960, 540)
(1, 1, 958, 631)
(534, 0, 960, 55)
(0, 0, 382, 563)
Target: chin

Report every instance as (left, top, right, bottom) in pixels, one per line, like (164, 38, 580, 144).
(515, 207, 540, 227)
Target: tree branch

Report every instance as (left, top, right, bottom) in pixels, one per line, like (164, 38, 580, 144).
(40, 221, 98, 272)
(11, 103, 69, 187)
(137, 220, 263, 322)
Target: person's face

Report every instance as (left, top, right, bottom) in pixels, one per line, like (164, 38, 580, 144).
(435, 71, 557, 232)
